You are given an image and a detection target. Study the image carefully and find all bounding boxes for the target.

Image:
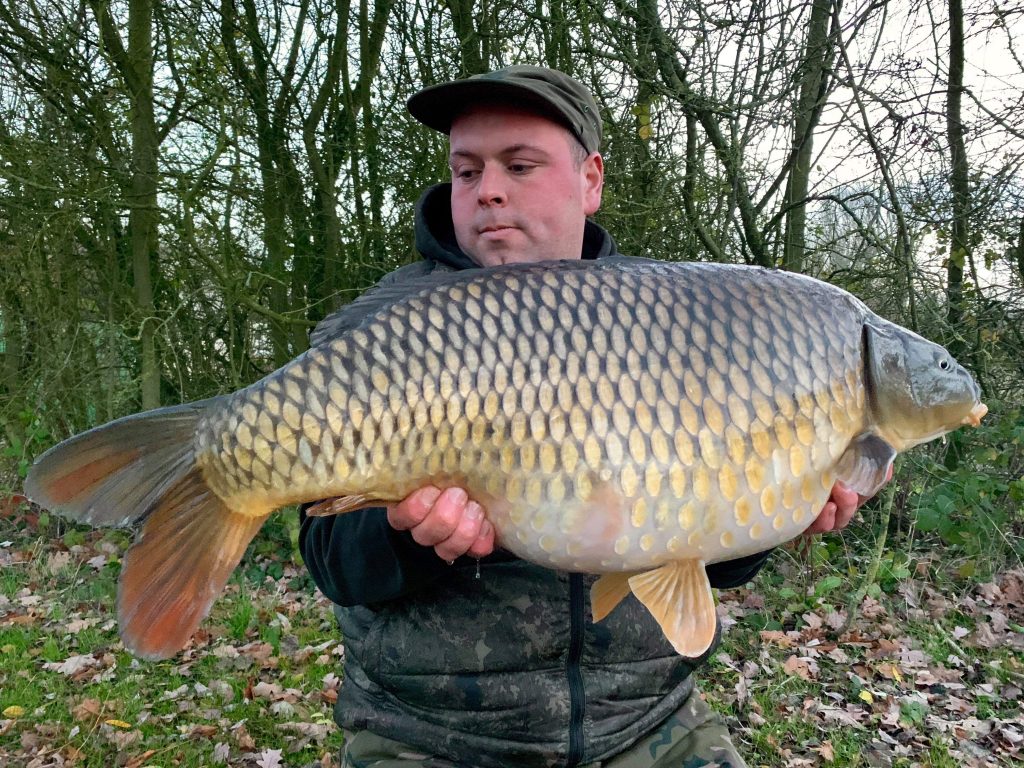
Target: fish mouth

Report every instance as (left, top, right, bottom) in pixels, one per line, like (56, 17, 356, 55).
(962, 402, 988, 427)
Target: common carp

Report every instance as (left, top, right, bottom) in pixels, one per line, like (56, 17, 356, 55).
(24, 258, 986, 660)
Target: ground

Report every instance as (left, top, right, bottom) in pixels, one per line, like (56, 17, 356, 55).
(0, 502, 1022, 767)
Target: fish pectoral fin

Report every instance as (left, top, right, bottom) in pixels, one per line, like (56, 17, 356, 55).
(835, 433, 897, 497)
(591, 572, 640, 622)
(304, 495, 373, 517)
(627, 560, 717, 659)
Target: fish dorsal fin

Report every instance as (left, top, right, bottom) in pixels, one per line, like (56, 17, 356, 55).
(309, 257, 667, 347)
(591, 572, 640, 622)
(310, 262, 458, 347)
(835, 433, 896, 497)
(627, 560, 717, 658)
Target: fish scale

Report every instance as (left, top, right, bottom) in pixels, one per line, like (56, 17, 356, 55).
(200, 261, 864, 572)
(25, 258, 986, 660)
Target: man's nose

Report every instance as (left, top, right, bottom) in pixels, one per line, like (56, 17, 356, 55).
(477, 165, 506, 206)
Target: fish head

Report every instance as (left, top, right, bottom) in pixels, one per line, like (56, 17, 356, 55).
(865, 320, 986, 451)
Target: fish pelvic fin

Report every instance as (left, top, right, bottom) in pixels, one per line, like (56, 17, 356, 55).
(118, 467, 266, 659)
(591, 571, 640, 622)
(628, 560, 718, 658)
(304, 495, 374, 517)
(835, 432, 896, 497)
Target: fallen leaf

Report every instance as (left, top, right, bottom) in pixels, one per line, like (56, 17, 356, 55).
(71, 698, 103, 722)
(44, 653, 100, 677)
(3, 705, 25, 718)
(816, 740, 835, 761)
(257, 747, 283, 768)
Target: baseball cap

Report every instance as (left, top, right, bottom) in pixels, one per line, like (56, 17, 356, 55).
(407, 65, 602, 153)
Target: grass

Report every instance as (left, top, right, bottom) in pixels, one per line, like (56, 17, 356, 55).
(1, 498, 1022, 766)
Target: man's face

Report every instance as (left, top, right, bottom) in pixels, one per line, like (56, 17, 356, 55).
(448, 105, 604, 267)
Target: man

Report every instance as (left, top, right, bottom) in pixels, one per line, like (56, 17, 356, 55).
(300, 65, 872, 768)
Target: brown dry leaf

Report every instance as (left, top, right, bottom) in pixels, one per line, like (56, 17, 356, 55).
(801, 612, 823, 630)
(70, 698, 103, 723)
(999, 570, 1024, 607)
(252, 681, 283, 700)
(101, 722, 140, 749)
(233, 722, 256, 750)
(783, 655, 816, 680)
(815, 740, 835, 761)
(45, 550, 72, 575)
(742, 592, 765, 609)
(860, 595, 886, 619)
(321, 688, 339, 705)
(123, 750, 160, 768)
(760, 630, 795, 647)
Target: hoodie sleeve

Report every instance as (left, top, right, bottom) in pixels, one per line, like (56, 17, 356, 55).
(705, 549, 772, 588)
(300, 505, 453, 606)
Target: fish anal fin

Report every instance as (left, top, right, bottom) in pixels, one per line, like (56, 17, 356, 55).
(591, 572, 638, 622)
(628, 560, 717, 658)
(304, 495, 376, 517)
(118, 467, 266, 660)
(835, 433, 896, 497)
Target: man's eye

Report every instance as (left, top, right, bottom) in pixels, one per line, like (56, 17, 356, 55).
(455, 168, 479, 180)
(509, 163, 534, 174)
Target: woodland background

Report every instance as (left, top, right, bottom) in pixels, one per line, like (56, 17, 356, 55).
(0, 0, 1023, 765)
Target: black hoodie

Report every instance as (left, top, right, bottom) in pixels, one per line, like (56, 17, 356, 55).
(299, 184, 769, 767)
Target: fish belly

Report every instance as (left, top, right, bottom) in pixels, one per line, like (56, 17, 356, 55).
(197, 260, 868, 568)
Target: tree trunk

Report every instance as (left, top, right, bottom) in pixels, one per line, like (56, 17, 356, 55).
(782, 0, 833, 273)
(944, 0, 969, 469)
(945, 0, 968, 355)
(445, 0, 484, 75)
(93, 0, 161, 409)
(128, 0, 160, 409)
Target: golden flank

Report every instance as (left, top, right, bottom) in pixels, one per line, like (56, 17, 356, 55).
(25, 258, 986, 660)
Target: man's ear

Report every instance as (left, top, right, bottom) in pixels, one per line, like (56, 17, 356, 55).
(583, 152, 604, 215)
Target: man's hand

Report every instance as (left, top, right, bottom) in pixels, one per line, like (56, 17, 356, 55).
(804, 465, 894, 536)
(387, 486, 496, 562)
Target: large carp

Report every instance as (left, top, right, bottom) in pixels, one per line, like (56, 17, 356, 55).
(25, 258, 986, 660)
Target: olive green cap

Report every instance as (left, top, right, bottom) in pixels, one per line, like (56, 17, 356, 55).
(407, 65, 602, 153)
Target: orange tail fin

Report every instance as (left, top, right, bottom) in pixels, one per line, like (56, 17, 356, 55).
(117, 468, 266, 659)
(24, 399, 267, 659)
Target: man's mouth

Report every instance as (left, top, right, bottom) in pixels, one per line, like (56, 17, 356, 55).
(479, 224, 516, 235)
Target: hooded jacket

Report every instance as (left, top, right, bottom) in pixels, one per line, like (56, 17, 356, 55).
(299, 184, 770, 768)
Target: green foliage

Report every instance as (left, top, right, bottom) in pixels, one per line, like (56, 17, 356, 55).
(909, 401, 1023, 568)
(1, 409, 51, 483)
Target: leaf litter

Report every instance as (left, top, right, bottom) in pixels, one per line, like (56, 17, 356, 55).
(1, 502, 1022, 766)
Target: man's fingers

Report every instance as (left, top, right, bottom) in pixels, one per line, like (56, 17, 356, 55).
(466, 519, 496, 559)
(408, 487, 469, 547)
(386, 485, 496, 561)
(387, 485, 442, 530)
(434, 501, 486, 562)
(805, 501, 837, 536)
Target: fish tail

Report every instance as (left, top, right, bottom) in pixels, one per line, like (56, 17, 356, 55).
(25, 398, 266, 659)
(117, 467, 265, 658)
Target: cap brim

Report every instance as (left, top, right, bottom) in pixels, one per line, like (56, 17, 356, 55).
(407, 79, 576, 136)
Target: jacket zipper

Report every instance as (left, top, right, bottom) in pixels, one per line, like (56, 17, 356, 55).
(566, 573, 585, 767)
